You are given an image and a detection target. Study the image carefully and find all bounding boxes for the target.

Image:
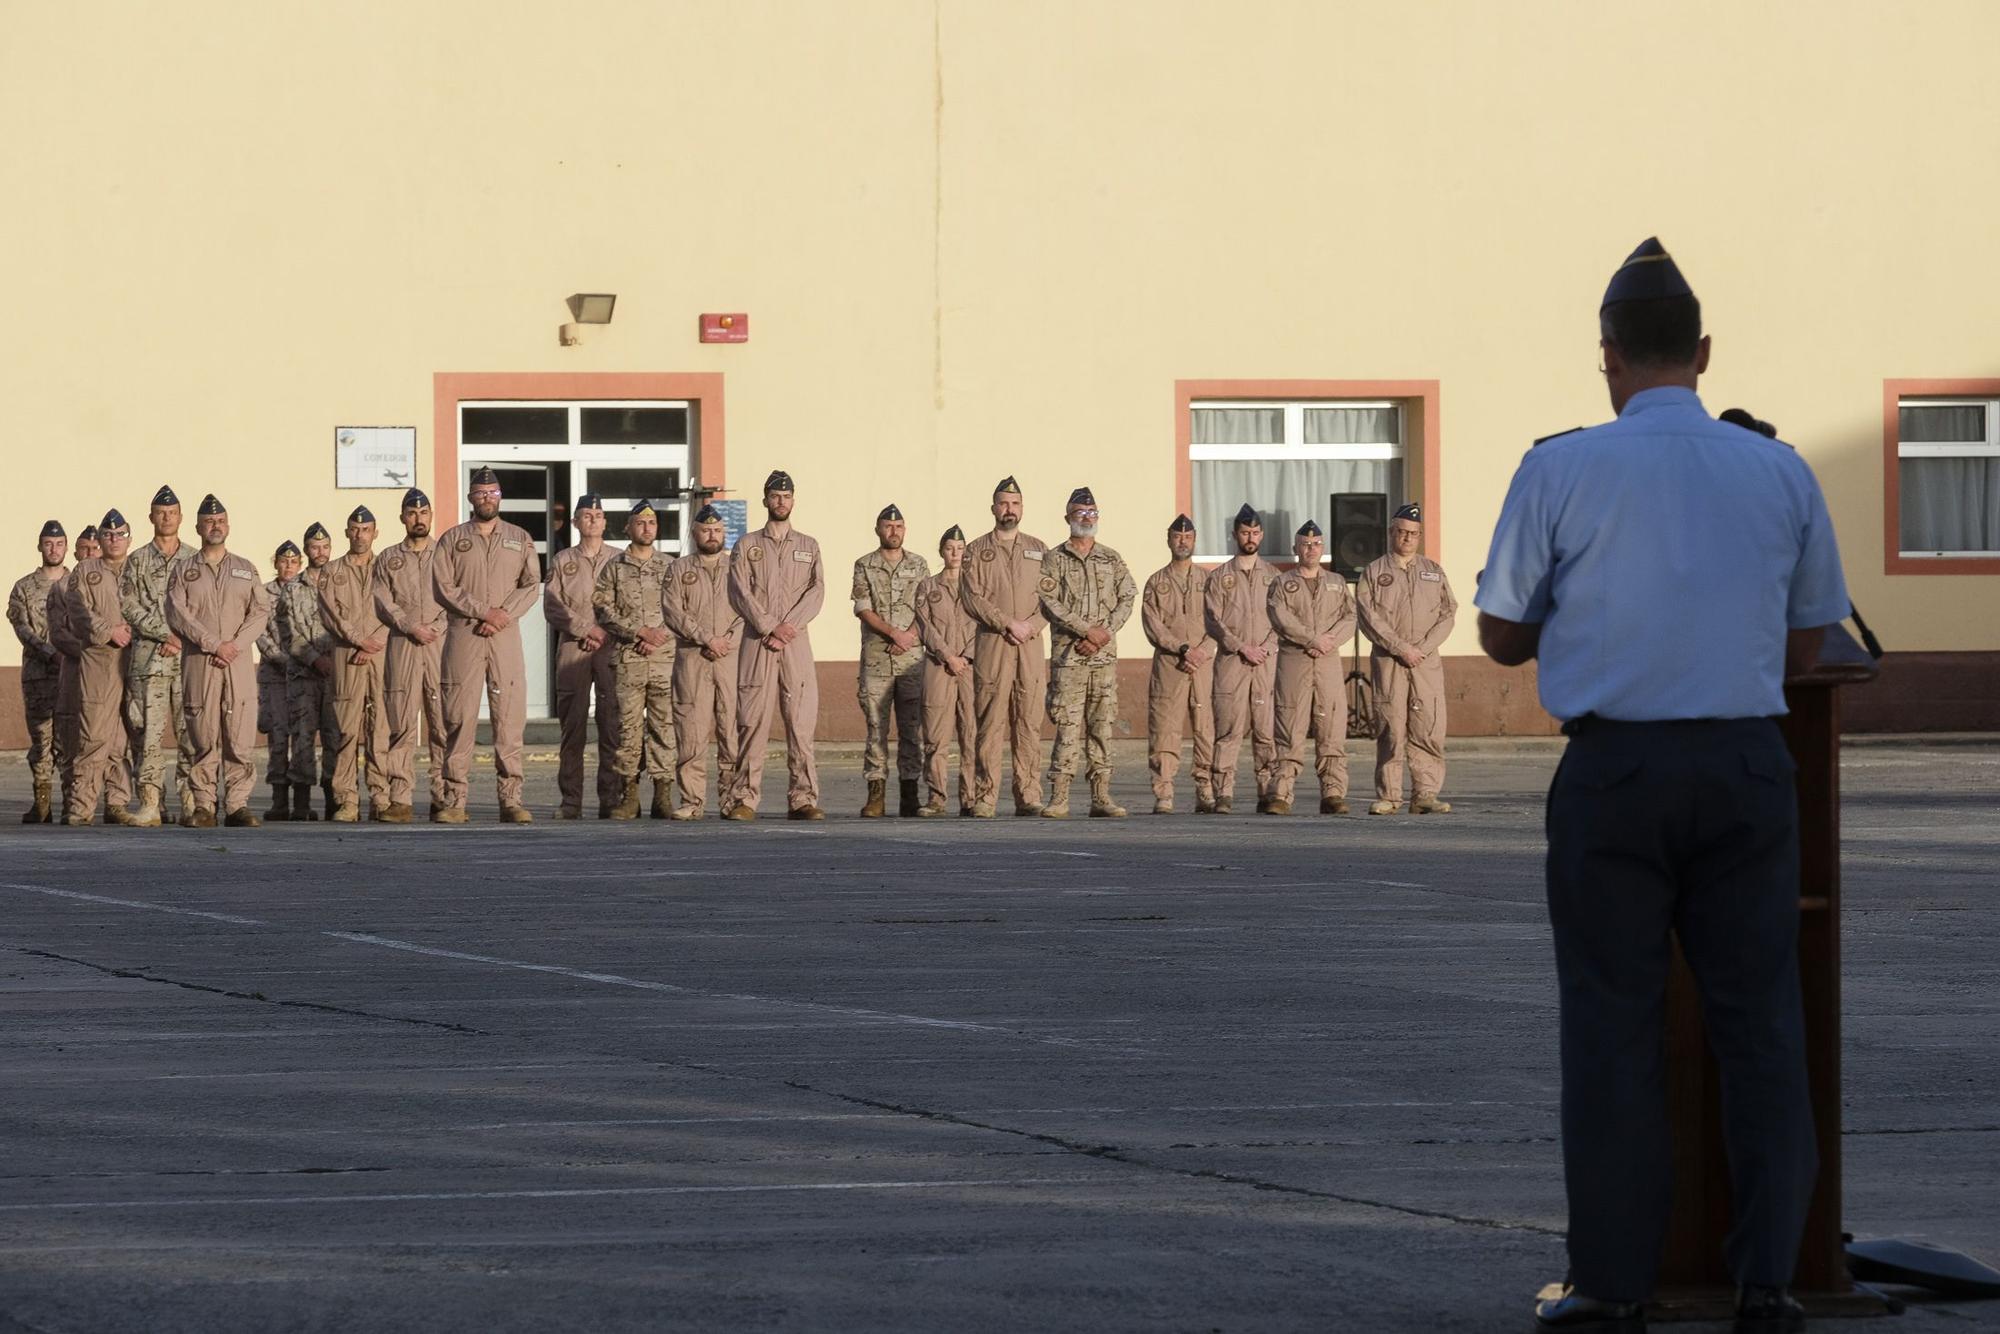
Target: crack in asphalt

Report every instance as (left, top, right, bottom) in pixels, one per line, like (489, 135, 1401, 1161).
(20, 950, 492, 1036)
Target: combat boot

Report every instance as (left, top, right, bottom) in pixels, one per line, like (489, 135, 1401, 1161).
(1089, 776, 1127, 819)
(1319, 796, 1349, 815)
(860, 780, 887, 818)
(651, 781, 673, 820)
(1368, 799, 1398, 815)
(291, 784, 318, 821)
(1212, 794, 1233, 814)
(24, 784, 52, 824)
(898, 779, 921, 817)
(1152, 796, 1174, 815)
(322, 782, 337, 821)
(1263, 797, 1292, 816)
(610, 778, 641, 821)
(379, 803, 414, 824)
(918, 794, 947, 818)
(1193, 788, 1216, 815)
(224, 808, 263, 828)
(1041, 777, 1071, 819)
(788, 804, 825, 821)
(431, 806, 468, 824)
(106, 803, 136, 826)
(1411, 793, 1452, 814)
(265, 783, 290, 822)
(969, 801, 995, 818)
(722, 804, 757, 821)
(330, 802, 359, 823)
(499, 805, 533, 824)
(669, 806, 701, 822)
(187, 808, 218, 829)
(129, 786, 164, 828)
(556, 807, 581, 821)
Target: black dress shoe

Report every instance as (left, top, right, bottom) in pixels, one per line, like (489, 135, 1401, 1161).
(1534, 1288, 1645, 1329)
(1734, 1286, 1804, 1333)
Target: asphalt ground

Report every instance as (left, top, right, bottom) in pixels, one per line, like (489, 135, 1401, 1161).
(0, 740, 1995, 1333)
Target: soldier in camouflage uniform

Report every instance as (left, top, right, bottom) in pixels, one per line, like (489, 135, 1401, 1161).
(851, 502, 929, 817)
(120, 484, 198, 826)
(594, 499, 676, 819)
(1036, 486, 1136, 819)
(256, 541, 302, 819)
(9, 519, 70, 822)
(278, 522, 338, 821)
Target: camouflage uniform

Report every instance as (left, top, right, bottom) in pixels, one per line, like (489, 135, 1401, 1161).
(1036, 540, 1136, 810)
(120, 538, 198, 816)
(594, 548, 676, 805)
(8, 567, 66, 809)
(277, 568, 336, 796)
(851, 548, 929, 785)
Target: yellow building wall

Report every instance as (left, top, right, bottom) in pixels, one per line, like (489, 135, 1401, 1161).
(4, 0, 1996, 682)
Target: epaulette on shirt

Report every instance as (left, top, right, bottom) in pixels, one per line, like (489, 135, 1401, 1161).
(1533, 427, 1583, 448)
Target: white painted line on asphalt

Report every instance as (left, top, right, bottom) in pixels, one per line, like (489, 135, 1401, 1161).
(0, 882, 270, 927)
(447, 1112, 895, 1131)
(0, 1177, 1092, 1213)
(324, 931, 1105, 1049)
(1354, 879, 1430, 889)
(1023, 851, 1102, 858)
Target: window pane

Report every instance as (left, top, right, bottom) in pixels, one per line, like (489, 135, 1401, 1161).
(480, 467, 547, 499)
(581, 407, 689, 445)
(1899, 404, 1985, 443)
(1304, 406, 1399, 445)
(1191, 407, 1283, 445)
(462, 407, 568, 444)
(1900, 457, 2000, 552)
(587, 468, 679, 499)
(1192, 458, 1404, 559)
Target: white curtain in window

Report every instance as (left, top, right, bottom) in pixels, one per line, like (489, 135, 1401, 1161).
(1193, 459, 1404, 556)
(1898, 405, 1985, 443)
(1900, 458, 2000, 552)
(1304, 407, 1399, 444)
(1191, 408, 1283, 445)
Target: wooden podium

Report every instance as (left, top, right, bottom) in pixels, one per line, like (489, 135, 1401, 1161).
(1652, 624, 1889, 1320)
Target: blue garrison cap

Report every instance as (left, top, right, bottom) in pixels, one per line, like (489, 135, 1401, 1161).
(574, 492, 602, 512)
(1601, 237, 1694, 309)
(469, 466, 500, 487)
(629, 498, 658, 520)
(79, 524, 99, 541)
(273, 539, 301, 559)
(940, 524, 966, 545)
(764, 469, 794, 494)
(401, 487, 431, 510)
(994, 475, 1021, 497)
(1296, 519, 1323, 538)
(196, 494, 225, 517)
(39, 519, 65, 540)
(303, 522, 330, 543)
(150, 485, 179, 509)
(1233, 503, 1261, 528)
(878, 503, 903, 522)
(347, 505, 375, 526)
(1167, 513, 1194, 534)
(1067, 486, 1096, 508)
(100, 508, 130, 532)
(694, 503, 723, 524)
(1393, 502, 1422, 523)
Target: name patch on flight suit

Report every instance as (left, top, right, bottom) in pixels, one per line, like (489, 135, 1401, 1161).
(793, 550, 813, 563)
(230, 568, 255, 580)
(1024, 550, 1043, 562)
(1420, 570, 1443, 582)
(503, 539, 523, 551)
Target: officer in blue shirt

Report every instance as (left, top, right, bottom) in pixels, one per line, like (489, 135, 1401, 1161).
(1479, 238, 1850, 1332)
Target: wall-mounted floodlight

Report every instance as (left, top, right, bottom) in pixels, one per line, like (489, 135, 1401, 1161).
(568, 293, 617, 324)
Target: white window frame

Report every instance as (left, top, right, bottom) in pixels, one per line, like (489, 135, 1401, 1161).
(1896, 396, 2000, 558)
(1188, 399, 1407, 560)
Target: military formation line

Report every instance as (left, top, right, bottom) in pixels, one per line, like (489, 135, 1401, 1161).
(8, 471, 1457, 828)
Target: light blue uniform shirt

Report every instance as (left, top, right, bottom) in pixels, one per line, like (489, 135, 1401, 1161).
(1475, 387, 1849, 722)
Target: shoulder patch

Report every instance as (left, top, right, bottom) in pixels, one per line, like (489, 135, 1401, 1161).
(682, 570, 698, 585)
(747, 545, 764, 561)
(388, 554, 406, 573)
(183, 566, 202, 582)
(455, 538, 473, 553)
(1221, 574, 1235, 591)
(979, 548, 995, 562)
(1533, 426, 1583, 448)
(1038, 575, 1058, 593)
(87, 570, 102, 586)
(1377, 574, 1395, 587)
(561, 559, 576, 577)
(1284, 578, 1300, 594)
(592, 590, 610, 607)
(927, 587, 943, 602)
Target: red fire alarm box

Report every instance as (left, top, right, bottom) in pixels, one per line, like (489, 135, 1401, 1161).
(700, 313, 749, 344)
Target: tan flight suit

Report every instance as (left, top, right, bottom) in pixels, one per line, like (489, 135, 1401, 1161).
(725, 524, 824, 813)
(277, 569, 336, 792)
(9, 567, 66, 809)
(913, 571, 977, 811)
(960, 530, 1050, 812)
(663, 551, 741, 817)
(121, 538, 197, 816)
(51, 579, 115, 816)
(594, 547, 676, 796)
(1268, 570, 1357, 807)
(318, 553, 390, 814)
(542, 543, 619, 815)
(167, 553, 272, 816)
(1357, 553, 1458, 802)
(1038, 542, 1137, 797)
(432, 519, 542, 812)
(1140, 561, 1217, 807)
(374, 540, 451, 813)
(256, 580, 293, 793)
(1204, 556, 1281, 805)
(63, 558, 136, 822)
(852, 549, 929, 784)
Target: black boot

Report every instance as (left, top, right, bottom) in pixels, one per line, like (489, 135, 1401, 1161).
(898, 779, 921, 816)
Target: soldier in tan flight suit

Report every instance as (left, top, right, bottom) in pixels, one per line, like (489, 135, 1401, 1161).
(373, 489, 450, 823)
(318, 506, 391, 823)
(595, 499, 676, 820)
(542, 492, 618, 819)
(279, 523, 337, 821)
(1357, 502, 1457, 815)
(121, 485, 198, 827)
(1204, 504, 1281, 814)
(852, 502, 929, 817)
(913, 525, 976, 817)
(51, 525, 113, 821)
(64, 509, 138, 826)
(1037, 487, 1136, 819)
(9, 519, 69, 823)
(960, 476, 1050, 817)
(166, 495, 272, 827)
(255, 541, 301, 820)
(663, 503, 741, 820)
(1266, 520, 1356, 816)
(432, 466, 542, 823)
(1140, 514, 1217, 815)
(724, 470, 826, 821)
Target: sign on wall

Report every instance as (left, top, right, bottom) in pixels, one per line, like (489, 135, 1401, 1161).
(335, 426, 418, 489)
(713, 499, 750, 549)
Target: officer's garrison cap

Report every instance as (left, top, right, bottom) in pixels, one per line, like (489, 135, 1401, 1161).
(1167, 514, 1194, 534)
(1067, 486, 1096, 508)
(196, 494, 225, 517)
(1232, 503, 1261, 529)
(763, 469, 794, 494)
(469, 466, 501, 487)
(993, 475, 1022, 498)
(877, 503, 903, 523)
(694, 502, 723, 524)
(79, 524, 99, 541)
(1295, 519, 1323, 538)
(1393, 502, 1422, 523)
(1601, 237, 1694, 309)
(303, 521, 331, 543)
(573, 492, 602, 512)
(940, 524, 966, 545)
(39, 519, 65, 540)
(150, 485, 179, 509)
(100, 508, 130, 532)
(273, 539, 301, 559)
(401, 487, 431, 510)
(629, 499, 658, 520)
(347, 505, 375, 526)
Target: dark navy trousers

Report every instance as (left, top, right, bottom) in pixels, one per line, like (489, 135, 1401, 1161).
(1545, 716, 1817, 1301)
